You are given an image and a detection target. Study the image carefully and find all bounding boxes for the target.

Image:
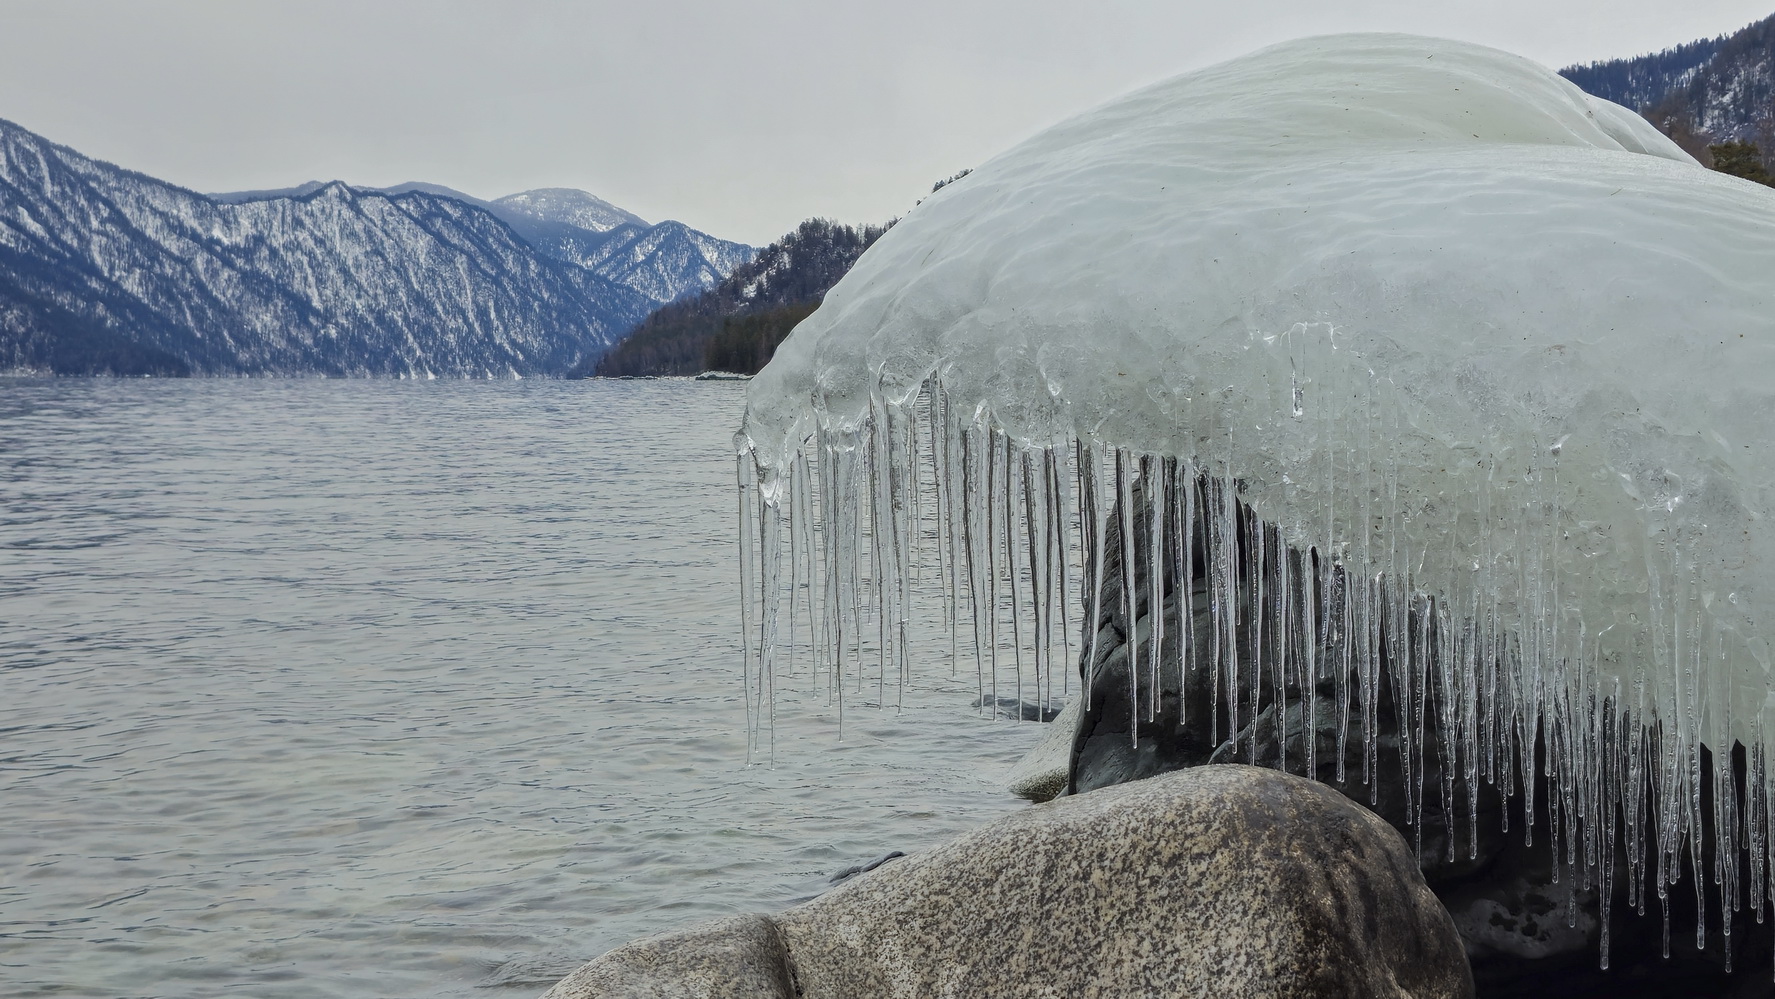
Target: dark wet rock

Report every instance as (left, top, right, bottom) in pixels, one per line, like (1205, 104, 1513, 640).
(826, 850, 904, 884)
(541, 766, 1473, 999)
(971, 694, 1063, 721)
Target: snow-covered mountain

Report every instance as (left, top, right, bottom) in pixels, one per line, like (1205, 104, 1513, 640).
(0, 118, 654, 376)
(549, 220, 756, 304)
(493, 188, 645, 232)
(486, 189, 754, 305)
(217, 182, 756, 307)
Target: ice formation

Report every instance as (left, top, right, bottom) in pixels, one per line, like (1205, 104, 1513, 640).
(736, 33, 1775, 965)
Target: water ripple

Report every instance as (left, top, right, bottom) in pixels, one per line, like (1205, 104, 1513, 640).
(0, 378, 1040, 999)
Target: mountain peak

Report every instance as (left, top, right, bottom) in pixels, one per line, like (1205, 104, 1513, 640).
(493, 188, 648, 233)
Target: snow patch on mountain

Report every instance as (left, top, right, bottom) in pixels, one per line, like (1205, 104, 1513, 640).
(493, 187, 648, 233)
(214, 181, 756, 306)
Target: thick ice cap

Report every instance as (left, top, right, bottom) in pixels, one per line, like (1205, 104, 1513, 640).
(743, 33, 1775, 727)
(746, 33, 1704, 454)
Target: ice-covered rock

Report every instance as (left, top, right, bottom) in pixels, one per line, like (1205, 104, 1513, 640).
(744, 32, 1775, 721)
(736, 33, 1775, 965)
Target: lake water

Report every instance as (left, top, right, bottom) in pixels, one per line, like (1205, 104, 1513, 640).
(0, 378, 1045, 999)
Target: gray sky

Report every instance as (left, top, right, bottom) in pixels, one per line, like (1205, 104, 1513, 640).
(3, 1, 1771, 245)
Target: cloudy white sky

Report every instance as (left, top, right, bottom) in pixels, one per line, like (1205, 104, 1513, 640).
(3, 1, 1771, 244)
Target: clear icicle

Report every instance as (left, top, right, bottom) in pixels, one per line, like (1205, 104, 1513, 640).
(736, 372, 1775, 972)
(1004, 436, 1026, 719)
(1116, 449, 1139, 748)
(1083, 441, 1108, 714)
(1145, 455, 1166, 727)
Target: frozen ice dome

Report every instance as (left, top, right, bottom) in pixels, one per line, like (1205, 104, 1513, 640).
(747, 32, 1775, 720)
(738, 33, 1775, 960)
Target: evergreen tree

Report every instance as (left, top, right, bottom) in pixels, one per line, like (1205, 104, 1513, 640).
(1708, 139, 1775, 185)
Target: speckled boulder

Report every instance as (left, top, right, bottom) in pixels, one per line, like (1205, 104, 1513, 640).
(538, 914, 792, 999)
(540, 765, 1473, 999)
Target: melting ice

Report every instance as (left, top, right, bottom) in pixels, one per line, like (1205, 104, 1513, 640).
(736, 34, 1775, 966)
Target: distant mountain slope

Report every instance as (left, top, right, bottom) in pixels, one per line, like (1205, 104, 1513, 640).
(1560, 13, 1775, 159)
(490, 190, 753, 305)
(217, 182, 755, 307)
(570, 220, 756, 304)
(1559, 36, 1725, 115)
(1, 118, 653, 376)
(493, 188, 645, 232)
(578, 217, 892, 378)
(1653, 16, 1775, 144)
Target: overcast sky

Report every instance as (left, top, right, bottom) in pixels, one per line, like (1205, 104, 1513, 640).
(3, 1, 1771, 244)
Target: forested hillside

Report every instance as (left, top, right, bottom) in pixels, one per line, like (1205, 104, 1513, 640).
(577, 217, 891, 378)
(1560, 36, 1725, 115)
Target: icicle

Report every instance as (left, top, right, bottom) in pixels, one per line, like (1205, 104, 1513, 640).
(817, 429, 843, 728)
(866, 413, 888, 708)
(1022, 450, 1048, 717)
(799, 452, 821, 688)
(1248, 503, 1265, 765)
(1333, 561, 1351, 785)
(759, 494, 782, 764)
(846, 444, 866, 703)
(1004, 435, 1027, 719)
(888, 403, 913, 711)
(1082, 441, 1108, 713)
(1206, 473, 1238, 750)
(1144, 455, 1166, 726)
(985, 429, 1002, 712)
(930, 387, 957, 678)
(961, 428, 986, 707)
(1435, 596, 1458, 864)
(735, 368, 1775, 976)
(787, 455, 800, 679)
(1176, 462, 1197, 736)
(1412, 593, 1430, 860)
(1297, 545, 1315, 780)
(1116, 449, 1139, 748)
(1754, 723, 1769, 929)
(737, 454, 758, 759)
(1045, 446, 1071, 701)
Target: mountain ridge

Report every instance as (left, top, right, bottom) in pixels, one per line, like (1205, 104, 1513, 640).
(212, 181, 754, 306)
(0, 116, 657, 376)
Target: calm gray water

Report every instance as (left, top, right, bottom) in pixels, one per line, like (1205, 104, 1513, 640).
(0, 378, 1043, 999)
